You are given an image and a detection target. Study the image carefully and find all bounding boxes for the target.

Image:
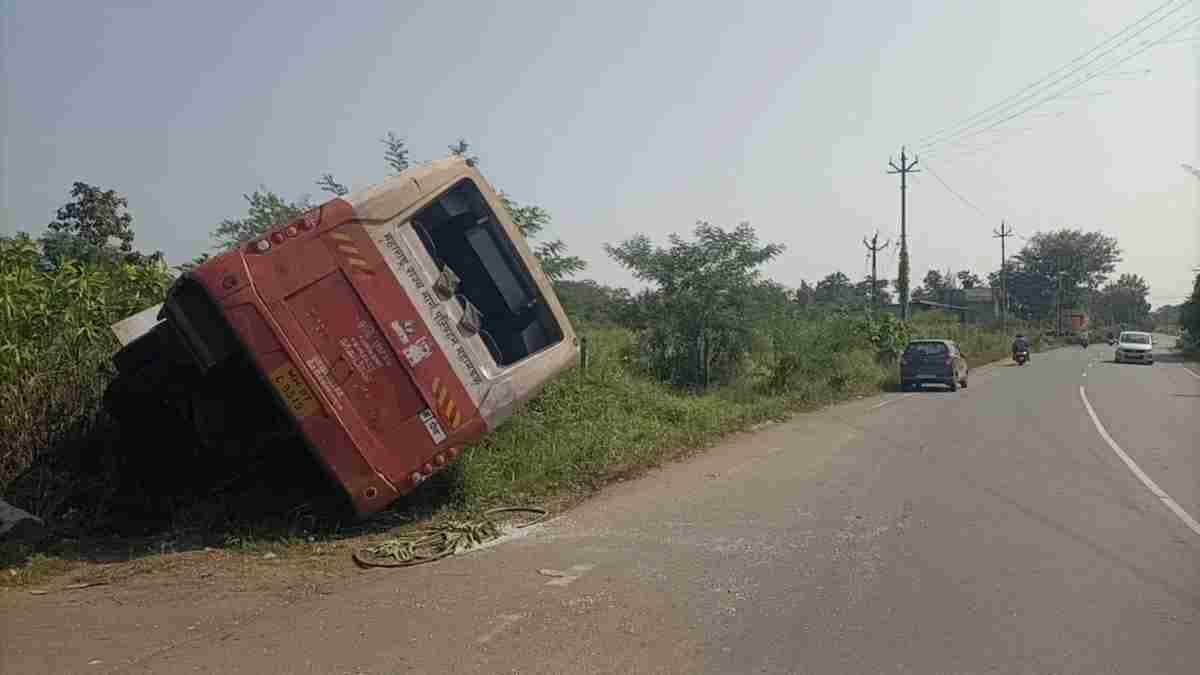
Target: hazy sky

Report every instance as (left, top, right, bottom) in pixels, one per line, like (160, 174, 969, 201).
(3, 1, 1198, 306)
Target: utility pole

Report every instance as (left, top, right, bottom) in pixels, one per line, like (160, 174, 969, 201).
(993, 221, 1014, 335)
(888, 147, 920, 321)
(862, 232, 890, 310)
(1054, 264, 1067, 337)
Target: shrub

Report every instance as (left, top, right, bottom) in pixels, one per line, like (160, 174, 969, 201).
(0, 235, 171, 494)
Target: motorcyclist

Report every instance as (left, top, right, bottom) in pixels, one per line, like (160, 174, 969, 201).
(1012, 333, 1029, 361)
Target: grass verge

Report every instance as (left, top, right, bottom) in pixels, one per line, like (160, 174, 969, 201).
(2, 323, 1010, 590)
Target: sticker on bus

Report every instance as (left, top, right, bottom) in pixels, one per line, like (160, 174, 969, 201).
(418, 408, 447, 444)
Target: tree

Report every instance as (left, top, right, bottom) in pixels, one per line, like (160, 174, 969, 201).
(956, 270, 981, 289)
(814, 271, 856, 306)
(793, 280, 817, 308)
(447, 138, 479, 167)
(316, 174, 348, 197)
(1180, 272, 1200, 348)
(1150, 303, 1182, 332)
(605, 221, 784, 388)
(856, 277, 893, 307)
(210, 190, 312, 252)
(1096, 273, 1151, 328)
(918, 269, 947, 303)
(41, 182, 161, 269)
(496, 192, 585, 281)
(1009, 228, 1121, 321)
(383, 132, 410, 174)
(552, 279, 633, 326)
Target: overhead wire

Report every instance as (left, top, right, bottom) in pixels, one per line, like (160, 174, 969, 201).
(918, 3, 1197, 156)
(912, 0, 1189, 150)
(923, 13, 1200, 158)
(924, 13, 1199, 157)
(922, 161, 989, 217)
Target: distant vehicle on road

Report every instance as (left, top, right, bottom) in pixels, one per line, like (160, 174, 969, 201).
(900, 339, 969, 392)
(1114, 331, 1154, 365)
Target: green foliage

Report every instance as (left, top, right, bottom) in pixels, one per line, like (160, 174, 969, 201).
(814, 271, 855, 306)
(855, 277, 893, 307)
(1180, 273, 1200, 349)
(1094, 273, 1151, 328)
(41, 182, 163, 270)
(1, 234, 171, 492)
(456, 326, 795, 505)
(905, 312, 1045, 367)
(913, 268, 979, 306)
(211, 190, 311, 252)
(497, 193, 585, 281)
(606, 222, 784, 388)
(758, 311, 908, 395)
(447, 138, 479, 167)
(553, 279, 633, 325)
(896, 246, 911, 311)
(316, 173, 348, 197)
(44, 182, 133, 256)
(382, 132, 410, 174)
(1007, 228, 1122, 319)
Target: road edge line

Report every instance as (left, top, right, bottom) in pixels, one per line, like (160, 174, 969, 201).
(1078, 385, 1200, 537)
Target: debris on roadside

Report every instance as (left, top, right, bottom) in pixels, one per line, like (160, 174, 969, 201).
(0, 498, 46, 544)
(352, 507, 546, 568)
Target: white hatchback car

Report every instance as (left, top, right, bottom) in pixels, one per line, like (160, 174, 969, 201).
(1114, 331, 1154, 365)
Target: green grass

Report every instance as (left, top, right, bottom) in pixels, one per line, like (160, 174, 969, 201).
(1, 317, 1018, 589)
(456, 327, 796, 506)
(906, 313, 1055, 368)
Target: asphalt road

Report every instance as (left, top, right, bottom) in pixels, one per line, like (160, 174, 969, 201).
(5, 337, 1199, 674)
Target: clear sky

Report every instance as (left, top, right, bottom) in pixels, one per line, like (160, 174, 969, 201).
(3, 0, 1197, 307)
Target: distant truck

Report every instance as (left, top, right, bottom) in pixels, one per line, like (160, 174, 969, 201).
(1065, 310, 1089, 333)
(105, 157, 578, 516)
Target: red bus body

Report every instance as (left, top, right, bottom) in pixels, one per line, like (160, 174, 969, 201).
(117, 158, 577, 516)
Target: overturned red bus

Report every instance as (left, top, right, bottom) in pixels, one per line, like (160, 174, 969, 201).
(106, 157, 578, 516)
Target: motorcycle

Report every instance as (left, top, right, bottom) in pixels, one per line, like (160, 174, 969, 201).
(1014, 350, 1029, 366)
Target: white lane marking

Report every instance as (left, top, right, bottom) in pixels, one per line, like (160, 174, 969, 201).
(1079, 386, 1200, 537)
(540, 563, 595, 587)
(872, 394, 913, 409)
(1182, 366, 1200, 381)
(476, 613, 523, 644)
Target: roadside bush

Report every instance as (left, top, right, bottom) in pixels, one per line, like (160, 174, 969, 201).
(0, 235, 170, 495)
(606, 222, 784, 389)
(758, 311, 905, 394)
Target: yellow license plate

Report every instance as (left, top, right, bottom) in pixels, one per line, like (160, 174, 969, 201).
(269, 363, 322, 419)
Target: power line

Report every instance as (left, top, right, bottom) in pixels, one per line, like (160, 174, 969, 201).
(919, 7, 1198, 155)
(923, 161, 987, 216)
(913, 0, 1188, 150)
(924, 13, 1200, 156)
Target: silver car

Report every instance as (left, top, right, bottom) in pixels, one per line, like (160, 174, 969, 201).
(1114, 331, 1154, 365)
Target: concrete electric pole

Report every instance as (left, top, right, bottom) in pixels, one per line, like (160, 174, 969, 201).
(863, 232, 891, 310)
(993, 221, 1014, 335)
(888, 147, 920, 321)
